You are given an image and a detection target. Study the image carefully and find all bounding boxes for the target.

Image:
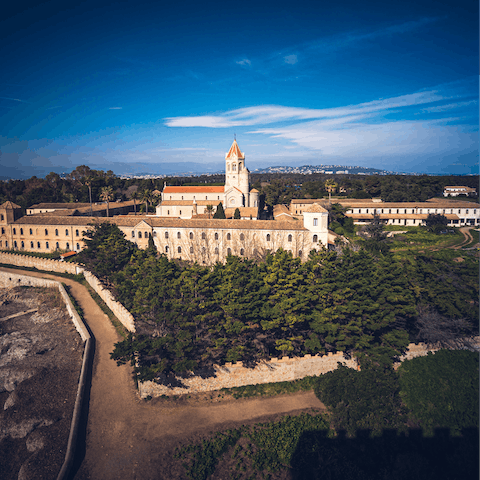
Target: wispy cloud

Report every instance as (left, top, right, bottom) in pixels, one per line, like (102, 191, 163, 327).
(109, 107, 123, 110)
(0, 96, 30, 103)
(236, 59, 252, 67)
(283, 55, 298, 65)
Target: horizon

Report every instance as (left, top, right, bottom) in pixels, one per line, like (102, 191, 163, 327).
(1, 0, 478, 180)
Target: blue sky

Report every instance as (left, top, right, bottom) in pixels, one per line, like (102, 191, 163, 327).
(0, 0, 478, 178)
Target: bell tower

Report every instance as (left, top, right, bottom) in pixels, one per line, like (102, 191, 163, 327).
(225, 139, 249, 194)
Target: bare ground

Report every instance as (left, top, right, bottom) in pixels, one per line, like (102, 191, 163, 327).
(0, 268, 325, 480)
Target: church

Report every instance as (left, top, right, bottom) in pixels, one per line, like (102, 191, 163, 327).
(156, 139, 260, 219)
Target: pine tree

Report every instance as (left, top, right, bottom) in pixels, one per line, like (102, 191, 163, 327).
(213, 202, 226, 219)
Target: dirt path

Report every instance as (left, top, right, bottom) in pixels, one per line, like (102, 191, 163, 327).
(452, 227, 475, 249)
(0, 267, 324, 479)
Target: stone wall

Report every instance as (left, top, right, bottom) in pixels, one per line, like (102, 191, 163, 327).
(0, 270, 89, 341)
(82, 270, 135, 332)
(0, 252, 83, 275)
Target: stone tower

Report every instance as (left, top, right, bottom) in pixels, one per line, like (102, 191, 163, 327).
(225, 139, 249, 195)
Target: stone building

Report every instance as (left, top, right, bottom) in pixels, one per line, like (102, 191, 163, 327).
(157, 140, 260, 218)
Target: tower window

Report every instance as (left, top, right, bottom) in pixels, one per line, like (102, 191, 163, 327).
(227, 233, 231, 240)
(313, 218, 318, 226)
(288, 234, 292, 242)
(266, 234, 271, 242)
(190, 232, 194, 239)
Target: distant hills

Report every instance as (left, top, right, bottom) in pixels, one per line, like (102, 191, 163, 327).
(252, 165, 396, 175)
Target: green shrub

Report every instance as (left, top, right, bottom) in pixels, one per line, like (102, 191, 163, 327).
(398, 349, 479, 435)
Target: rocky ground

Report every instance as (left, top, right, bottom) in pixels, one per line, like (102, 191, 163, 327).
(0, 286, 83, 480)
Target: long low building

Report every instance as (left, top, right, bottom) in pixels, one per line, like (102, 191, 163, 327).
(0, 201, 329, 263)
(290, 198, 480, 227)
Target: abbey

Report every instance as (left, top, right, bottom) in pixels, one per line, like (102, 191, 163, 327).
(157, 140, 260, 219)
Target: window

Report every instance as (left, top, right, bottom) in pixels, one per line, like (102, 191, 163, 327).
(366, 209, 369, 214)
(313, 235, 318, 243)
(20, 228, 23, 235)
(288, 234, 292, 242)
(240, 233, 244, 241)
(56, 242, 59, 249)
(227, 248, 232, 255)
(29, 229, 32, 235)
(190, 246, 194, 253)
(30, 241, 34, 248)
(214, 247, 219, 254)
(165, 232, 169, 239)
(76, 230, 79, 236)
(132, 231, 135, 237)
(206, 196, 208, 200)
(202, 247, 206, 254)
(21, 241, 24, 248)
(189, 232, 194, 240)
(466, 209, 469, 214)
(202, 232, 206, 239)
(178, 246, 182, 253)
(138, 231, 142, 238)
(13, 228, 16, 234)
(37, 242, 40, 248)
(177, 232, 181, 239)
(65, 229, 69, 236)
(14, 241, 17, 248)
(298, 250, 302, 257)
(181, 196, 183, 200)
(66, 242, 70, 250)
(227, 233, 231, 240)
(1, 228, 4, 234)
(0, 214, 3, 221)
(55, 229, 59, 236)
(76, 243, 79, 250)
(313, 218, 318, 226)
(179, 210, 182, 215)
(214, 232, 218, 240)
(46, 242, 49, 249)
(167, 210, 170, 215)
(5, 241, 7, 248)
(240, 248, 244, 255)
(165, 246, 169, 252)
(145, 231, 148, 238)
(153, 231, 157, 237)
(266, 234, 271, 242)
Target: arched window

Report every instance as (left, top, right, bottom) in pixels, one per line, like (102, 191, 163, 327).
(288, 234, 292, 242)
(240, 233, 244, 241)
(138, 231, 142, 238)
(177, 232, 181, 239)
(266, 234, 271, 242)
(202, 232, 206, 239)
(13, 228, 16, 234)
(46, 242, 49, 249)
(76, 243, 80, 250)
(1, 228, 4, 234)
(205, 196, 208, 200)
(14, 241, 17, 248)
(232, 163, 236, 171)
(227, 233, 231, 240)
(30, 241, 34, 248)
(298, 250, 302, 257)
(167, 210, 170, 215)
(29, 229, 32, 235)
(153, 231, 157, 237)
(189, 232, 193, 239)
(313, 235, 318, 243)
(0, 214, 3, 221)
(55, 229, 59, 236)
(202, 247, 206, 254)
(165, 246, 169, 253)
(227, 163, 230, 171)
(65, 229, 69, 236)
(227, 248, 232, 255)
(165, 232, 169, 239)
(76, 230, 79, 236)
(190, 246, 194, 253)
(214, 247, 219, 254)
(21, 241, 24, 248)
(132, 231, 135, 237)
(145, 231, 148, 238)
(240, 248, 244, 256)
(214, 232, 218, 240)
(66, 242, 70, 250)
(37, 242, 40, 248)
(20, 228, 23, 235)
(180, 210, 182, 215)
(56, 242, 59, 249)
(178, 246, 182, 253)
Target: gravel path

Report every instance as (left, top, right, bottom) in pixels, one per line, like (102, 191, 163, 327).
(0, 267, 325, 480)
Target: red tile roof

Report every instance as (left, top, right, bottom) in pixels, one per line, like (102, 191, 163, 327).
(163, 186, 225, 193)
(225, 139, 244, 159)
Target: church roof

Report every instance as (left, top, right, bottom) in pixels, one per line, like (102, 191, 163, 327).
(163, 186, 225, 194)
(304, 203, 328, 213)
(1, 201, 22, 209)
(225, 139, 244, 160)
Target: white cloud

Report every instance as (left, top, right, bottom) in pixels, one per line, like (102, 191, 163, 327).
(236, 59, 252, 67)
(284, 55, 298, 65)
(109, 107, 122, 110)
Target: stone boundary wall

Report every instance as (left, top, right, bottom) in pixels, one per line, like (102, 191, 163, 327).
(0, 251, 135, 333)
(0, 252, 83, 275)
(0, 270, 89, 341)
(82, 270, 135, 333)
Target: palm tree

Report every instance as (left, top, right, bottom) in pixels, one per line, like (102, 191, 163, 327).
(205, 204, 214, 219)
(141, 189, 152, 214)
(130, 190, 139, 215)
(100, 186, 114, 217)
(324, 179, 338, 203)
